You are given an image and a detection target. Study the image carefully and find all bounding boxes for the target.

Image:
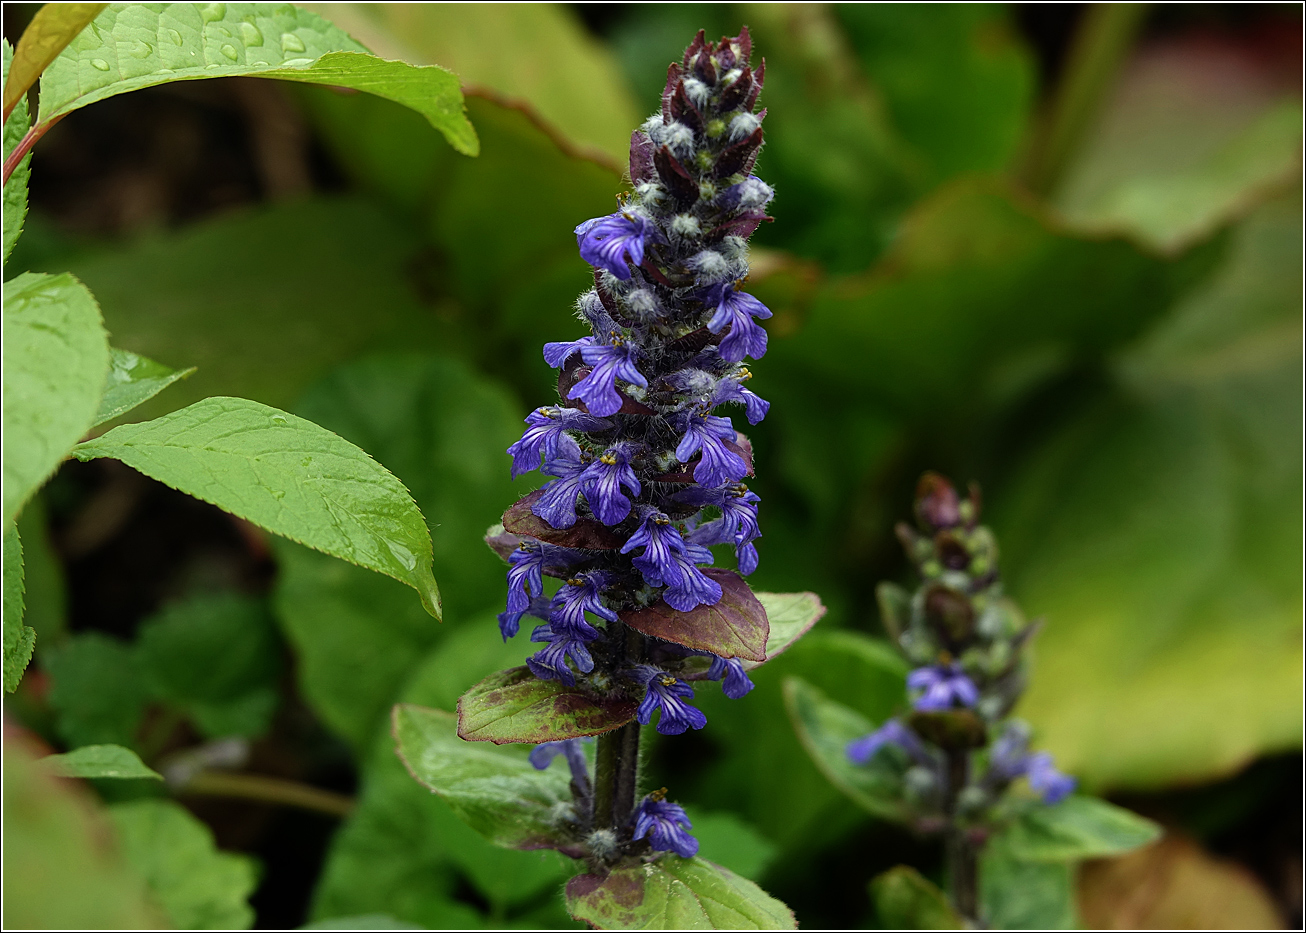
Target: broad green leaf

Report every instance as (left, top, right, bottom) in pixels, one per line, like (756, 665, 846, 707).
(2, 522, 34, 693)
(980, 833, 1076, 930)
(45, 632, 148, 749)
(2, 3, 106, 115)
(15, 494, 68, 646)
(869, 866, 962, 930)
(302, 917, 424, 930)
(73, 396, 442, 620)
(3, 38, 33, 267)
(306, 2, 638, 163)
(1000, 192, 1303, 788)
(681, 808, 777, 882)
(35, 4, 476, 154)
(565, 857, 796, 930)
(1003, 796, 1161, 863)
(92, 347, 194, 428)
(456, 666, 638, 745)
(2, 271, 111, 524)
(40, 744, 162, 780)
(3, 736, 164, 929)
(750, 591, 826, 667)
(392, 703, 576, 852)
(1055, 41, 1303, 253)
(136, 593, 281, 739)
(783, 677, 909, 823)
(109, 798, 258, 930)
(273, 353, 529, 749)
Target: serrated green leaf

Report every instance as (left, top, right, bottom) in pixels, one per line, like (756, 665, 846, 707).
(869, 865, 962, 930)
(40, 744, 162, 780)
(3, 271, 110, 525)
(136, 593, 280, 739)
(565, 857, 796, 930)
(392, 703, 575, 852)
(3, 38, 34, 268)
(92, 347, 194, 428)
(783, 676, 910, 823)
(1003, 796, 1162, 863)
(109, 798, 258, 930)
(45, 632, 148, 749)
(457, 666, 639, 745)
(3, 3, 106, 116)
(35, 4, 476, 154)
(979, 832, 1077, 930)
(751, 591, 826, 666)
(73, 396, 442, 620)
(2, 521, 35, 693)
(3, 736, 165, 929)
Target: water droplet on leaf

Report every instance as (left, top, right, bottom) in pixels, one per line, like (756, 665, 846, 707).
(280, 32, 305, 53)
(219, 43, 238, 61)
(89, 59, 110, 71)
(387, 541, 418, 572)
(168, 29, 183, 45)
(270, 414, 288, 425)
(239, 21, 263, 46)
(272, 489, 286, 500)
(200, 3, 226, 23)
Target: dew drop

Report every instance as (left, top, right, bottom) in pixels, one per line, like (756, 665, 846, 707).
(89, 58, 110, 71)
(130, 40, 152, 59)
(272, 489, 286, 500)
(239, 21, 263, 46)
(200, 3, 226, 23)
(168, 28, 183, 45)
(387, 541, 418, 572)
(280, 32, 305, 53)
(270, 414, 288, 425)
(219, 43, 238, 61)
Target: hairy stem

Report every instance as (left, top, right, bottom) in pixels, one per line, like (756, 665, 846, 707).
(592, 729, 620, 831)
(944, 749, 979, 922)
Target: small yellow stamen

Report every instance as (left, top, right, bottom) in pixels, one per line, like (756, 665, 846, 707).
(600, 453, 618, 465)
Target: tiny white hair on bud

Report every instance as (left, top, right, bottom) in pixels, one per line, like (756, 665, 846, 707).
(674, 369, 715, 396)
(576, 290, 605, 317)
(670, 214, 702, 238)
(737, 176, 775, 209)
(689, 249, 728, 279)
(728, 111, 761, 143)
(548, 801, 577, 825)
(681, 77, 710, 107)
(654, 121, 695, 158)
(719, 236, 749, 262)
(585, 829, 621, 860)
(625, 288, 659, 319)
(635, 181, 667, 207)
(722, 67, 743, 87)
(641, 113, 662, 134)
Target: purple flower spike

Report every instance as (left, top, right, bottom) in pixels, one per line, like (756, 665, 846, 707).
(579, 445, 642, 525)
(711, 377, 770, 425)
(659, 544, 722, 611)
(505, 544, 545, 615)
(532, 439, 587, 529)
(676, 414, 748, 488)
(633, 665, 708, 735)
(847, 719, 928, 765)
(507, 407, 612, 479)
(577, 212, 658, 280)
(704, 285, 771, 363)
(529, 738, 592, 795)
(632, 794, 699, 858)
(527, 623, 596, 686)
(543, 335, 595, 368)
(568, 342, 647, 417)
(707, 655, 755, 699)
(1025, 752, 1076, 805)
(622, 511, 690, 585)
(907, 663, 980, 712)
(685, 482, 762, 574)
(549, 573, 616, 639)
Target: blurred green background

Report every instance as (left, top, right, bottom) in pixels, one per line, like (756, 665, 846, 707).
(4, 3, 1301, 929)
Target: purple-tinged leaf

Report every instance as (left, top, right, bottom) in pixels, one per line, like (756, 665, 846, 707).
(503, 489, 626, 550)
(457, 667, 638, 744)
(620, 569, 768, 661)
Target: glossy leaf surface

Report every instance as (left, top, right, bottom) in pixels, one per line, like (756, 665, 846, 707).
(2, 3, 106, 114)
(457, 666, 638, 744)
(3, 38, 33, 266)
(3, 272, 110, 524)
(565, 857, 796, 930)
(92, 347, 194, 428)
(74, 396, 442, 620)
(40, 744, 162, 780)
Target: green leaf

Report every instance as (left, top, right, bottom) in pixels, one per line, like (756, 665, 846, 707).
(783, 676, 910, 823)
(980, 833, 1076, 930)
(3, 736, 165, 929)
(273, 353, 530, 749)
(2, 522, 35, 693)
(456, 667, 639, 745)
(869, 866, 962, 930)
(751, 591, 826, 666)
(565, 857, 796, 930)
(3, 271, 111, 524)
(621, 570, 769, 662)
(1003, 796, 1161, 863)
(999, 192, 1303, 789)
(1055, 44, 1302, 253)
(40, 744, 162, 780)
(36, 4, 476, 155)
(392, 703, 576, 852)
(136, 593, 281, 739)
(3, 38, 33, 268)
(307, 2, 637, 162)
(92, 347, 194, 428)
(15, 494, 68, 646)
(73, 396, 442, 620)
(301, 917, 424, 930)
(109, 798, 258, 930)
(3, 3, 106, 115)
(45, 632, 148, 749)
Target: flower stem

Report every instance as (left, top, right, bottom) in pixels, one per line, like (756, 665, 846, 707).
(592, 623, 646, 835)
(944, 748, 979, 922)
